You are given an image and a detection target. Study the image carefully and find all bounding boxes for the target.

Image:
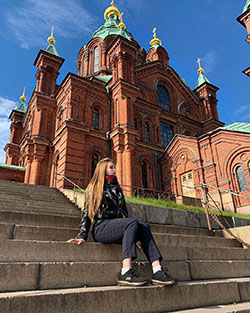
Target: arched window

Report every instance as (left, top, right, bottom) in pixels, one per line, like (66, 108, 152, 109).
(94, 46, 99, 73)
(157, 85, 171, 112)
(91, 153, 99, 176)
(82, 57, 86, 75)
(236, 166, 248, 192)
(145, 123, 150, 142)
(160, 122, 173, 146)
(134, 118, 137, 130)
(93, 108, 99, 130)
(142, 161, 148, 188)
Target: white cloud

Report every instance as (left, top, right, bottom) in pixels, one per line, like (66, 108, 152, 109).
(0, 97, 17, 163)
(4, 0, 98, 49)
(200, 51, 217, 74)
(235, 105, 250, 122)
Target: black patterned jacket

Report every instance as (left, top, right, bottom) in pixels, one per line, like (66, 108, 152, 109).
(75, 177, 128, 240)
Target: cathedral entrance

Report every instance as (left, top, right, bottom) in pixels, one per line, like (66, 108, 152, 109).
(181, 171, 196, 198)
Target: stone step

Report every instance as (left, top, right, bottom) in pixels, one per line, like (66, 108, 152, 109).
(0, 197, 80, 209)
(149, 224, 222, 237)
(152, 233, 240, 248)
(0, 222, 239, 247)
(169, 302, 250, 313)
(0, 185, 64, 196)
(0, 202, 80, 214)
(0, 200, 80, 214)
(1, 240, 249, 263)
(0, 210, 81, 228)
(0, 192, 76, 204)
(1, 278, 250, 313)
(0, 260, 189, 292)
(0, 180, 61, 191)
(2, 260, 250, 293)
(0, 205, 80, 217)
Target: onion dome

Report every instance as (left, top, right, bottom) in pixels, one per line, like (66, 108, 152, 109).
(104, 0, 121, 20)
(118, 12, 126, 29)
(92, 1, 133, 41)
(150, 28, 162, 48)
(16, 88, 27, 113)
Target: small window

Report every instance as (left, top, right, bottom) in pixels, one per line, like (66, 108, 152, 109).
(82, 57, 86, 75)
(157, 85, 171, 112)
(160, 122, 173, 146)
(142, 161, 148, 188)
(134, 118, 137, 130)
(93, 108, 99, 130)
(94, 46, 99, 73)
(145, 123, 150, 142)
(236, 166, 248, 192)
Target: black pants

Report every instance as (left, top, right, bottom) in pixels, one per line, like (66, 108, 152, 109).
(92, 218, 162, 263)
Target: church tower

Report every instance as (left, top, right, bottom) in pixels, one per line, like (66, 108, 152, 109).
(237, 0, 250, 77)
(194, 58, 222, 133)
(5, 89, 27, 165)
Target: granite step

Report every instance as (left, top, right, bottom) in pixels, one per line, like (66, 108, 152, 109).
(169, 301, 250, 313)
(0, 260, 189, 292)
(0, 210, 81, 228)
(1, 278, 250, 313)
(2, 259, 250, 293)
(149, 224, 222, 237)
(0, 205, 80, 217)
(0, 192, 77, 204)
(1, 240, 249, 263)
(0, 222, 239, 247)
(0, 198, 80, 210)
(152, 233, 240, 248)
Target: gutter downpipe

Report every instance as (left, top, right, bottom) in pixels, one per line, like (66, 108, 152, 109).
(154, 154, 160, 191)
(106, 86, 112, 158)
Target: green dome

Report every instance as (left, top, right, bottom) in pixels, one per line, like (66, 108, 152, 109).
(92, 13, 133, 41)
(243, 0, 250, 13)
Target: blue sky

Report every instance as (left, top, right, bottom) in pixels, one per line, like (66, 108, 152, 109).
(0, 0, 249, 163)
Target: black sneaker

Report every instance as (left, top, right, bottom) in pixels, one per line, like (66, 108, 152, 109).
(117, 269, 148, 287)
(152, 269, 177, 286)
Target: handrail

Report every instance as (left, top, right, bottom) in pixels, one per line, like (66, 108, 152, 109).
(199, 182, 250, 201)
(55, 171, 85, 193)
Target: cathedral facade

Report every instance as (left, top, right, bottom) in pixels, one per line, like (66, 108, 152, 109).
(1, 1, 250, 213)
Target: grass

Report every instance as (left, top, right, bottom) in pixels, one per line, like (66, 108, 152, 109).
(126, 196, 250, 220)
(73, 188, 250, 220)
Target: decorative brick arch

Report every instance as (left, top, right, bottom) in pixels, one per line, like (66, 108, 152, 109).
(143, 117, 155, 143)
(223, 147, 250, 207)
(153, 78, 177, 112)
(169, 147, 198, 196)
(90, 102, 105, 130)
(136, 81, 155, 103)
(138, 154, 155, 189)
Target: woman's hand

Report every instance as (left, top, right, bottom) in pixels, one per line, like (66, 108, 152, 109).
(136, 241, 142, 250)
(67, 238, 86, 245)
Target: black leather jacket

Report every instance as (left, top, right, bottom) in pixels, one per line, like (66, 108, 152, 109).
(75, 177, 128, 240)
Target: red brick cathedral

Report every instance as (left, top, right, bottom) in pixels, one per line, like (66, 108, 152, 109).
(1, 1, 250, 213)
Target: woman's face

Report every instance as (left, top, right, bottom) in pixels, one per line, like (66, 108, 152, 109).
(106, 162, 116, 176)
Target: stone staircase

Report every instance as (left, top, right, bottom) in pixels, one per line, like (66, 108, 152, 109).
(1, 180, 250, 312)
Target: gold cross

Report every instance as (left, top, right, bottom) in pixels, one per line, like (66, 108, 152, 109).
(153, 27, 157, 38)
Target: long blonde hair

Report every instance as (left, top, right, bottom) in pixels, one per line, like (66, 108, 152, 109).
(84, 157, 114, 222)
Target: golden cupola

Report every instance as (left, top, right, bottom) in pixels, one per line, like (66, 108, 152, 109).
(150, 28, 162, 48)
(104, 0, 121, 20)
